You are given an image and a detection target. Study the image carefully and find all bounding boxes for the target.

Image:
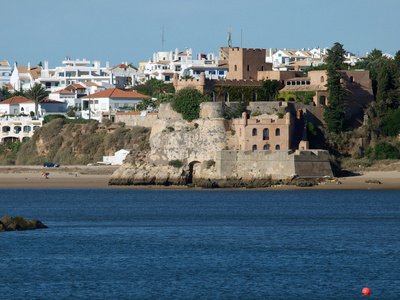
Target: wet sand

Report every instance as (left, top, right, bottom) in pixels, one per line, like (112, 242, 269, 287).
(0, 166, 399, 190)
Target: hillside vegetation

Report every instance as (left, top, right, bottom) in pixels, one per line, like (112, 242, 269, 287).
(4, 118, 151, 165)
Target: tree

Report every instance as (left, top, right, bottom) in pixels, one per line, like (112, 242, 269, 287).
(171, 88, 208, 122)
(25, 83, 49, 117)
(134, 78, 175, 98)
(180, 74, 195, 80)
(323, 42, 347, 133)
(0, 86, 13, 102)
(136, 97, 155, 111)
(261, 80, 279, 101)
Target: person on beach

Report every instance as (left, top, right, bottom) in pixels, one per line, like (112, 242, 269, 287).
(42, 172, 49, 179)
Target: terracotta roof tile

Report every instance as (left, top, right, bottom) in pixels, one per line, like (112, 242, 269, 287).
(82, 88, 151, 99)
(0, 96, 34, 104)
(51, 89, 74, 95)
(110, 64, 130, 70)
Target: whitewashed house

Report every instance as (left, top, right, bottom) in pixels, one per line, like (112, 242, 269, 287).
(0, 116, 43, 143)
(48, 89, 77, 108)
(110, 64, 137, 89)
(0, 61, 12, 85)
(0, 96, 35, 116)
(38, 58, 114, 92)
(10, 63, 42, 91)
(139, 48, 224, 83)
(81, 88, 150, 120)
(102, 149, 131, 165)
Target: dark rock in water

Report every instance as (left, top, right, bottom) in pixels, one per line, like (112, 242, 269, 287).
(0, 215, 48, 232)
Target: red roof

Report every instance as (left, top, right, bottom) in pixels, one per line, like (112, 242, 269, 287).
(39, 98, 64, 103)
(51, 89, 74, 95)
(0, 96, 34, 104)
(110, 64, 130, 70)
(72, 84, 85, 89)
(4, 83, 15, 91)
(82, 88, 150, 99)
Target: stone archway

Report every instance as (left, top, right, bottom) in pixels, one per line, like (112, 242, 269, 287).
(187, 160, 201, 184)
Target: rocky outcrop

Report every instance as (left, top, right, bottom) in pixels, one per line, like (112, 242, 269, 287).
(0, 215, 48, 232)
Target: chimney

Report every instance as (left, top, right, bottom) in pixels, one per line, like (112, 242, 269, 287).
(28, 62, 31, 70)
(44, 61, 49, 70)
(106, 61, 110, 68)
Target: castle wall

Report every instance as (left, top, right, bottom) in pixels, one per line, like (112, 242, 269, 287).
(227, 48, 272, 80)
(216, 149, 332, 180)
(115, 112, 158, 127)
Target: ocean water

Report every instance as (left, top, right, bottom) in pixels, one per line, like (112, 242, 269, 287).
(1, 189, 400, 299)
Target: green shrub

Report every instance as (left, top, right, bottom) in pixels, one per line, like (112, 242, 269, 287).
(381, 108, 400, 136)
(169, 159, 183, 168)
(171, 88, 208, 122)
(206, 160, 215, 169)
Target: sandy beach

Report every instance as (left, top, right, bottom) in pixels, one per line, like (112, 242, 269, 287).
(0, 165, 399, 190)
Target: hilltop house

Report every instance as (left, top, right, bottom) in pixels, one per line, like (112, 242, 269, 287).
(81, 88, 151, 120)
(10, 63, 42, 91)
(0, 96, 35, 116)
(0, 61, 12, 85)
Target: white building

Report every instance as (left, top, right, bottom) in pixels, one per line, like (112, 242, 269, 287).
(48, 89, 76, 108)
(0, 61, 12, 85)
(102, 149, 131, 165)
(10, 63, 42, 91)
(0, 116, 43, 143)
(39, 98, 67, 116)
(139, 48, 226, 83)
(81, 88, 151, 120)
(38, 58, 117, 92)
(0, 96, 36, 116)
(109, 63, 138, 89)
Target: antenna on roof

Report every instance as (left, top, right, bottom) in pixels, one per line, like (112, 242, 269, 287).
(228, 27, 232, 48)
(161, 26, 166, 51)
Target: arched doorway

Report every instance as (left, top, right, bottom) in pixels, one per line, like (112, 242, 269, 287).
(188, 161, 201, 184)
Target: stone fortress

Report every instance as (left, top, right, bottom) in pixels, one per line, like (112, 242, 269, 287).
(110, 46, 375, 187)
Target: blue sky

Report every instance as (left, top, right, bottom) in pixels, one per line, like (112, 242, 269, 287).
(2, 0, 399, 68)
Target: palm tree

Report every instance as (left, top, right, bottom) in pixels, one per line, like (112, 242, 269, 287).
(25, 83, 49, 118)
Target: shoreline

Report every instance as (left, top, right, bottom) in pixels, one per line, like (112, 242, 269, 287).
(0, 166, 399, 190)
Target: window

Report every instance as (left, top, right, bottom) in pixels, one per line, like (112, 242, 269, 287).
(252, 128, 257, 136)
(3, 126, 10, 132)
(275, 128, 280, 136)
(319, 96, 326, 106)
(247, 65, 250, 71)
(320, 76, 324, 83)
(261, 66, 264, 71)
(349, 76, 354, 83)
(234, 65, 237, 71)
(252, 145, 257, 151)
(275, 145, 280, 150)
(264, 144, 270, 150)
(165, 76, 170, 81)
(218, 70, 225, 75)
(263, 128, 269, 140)
(23, 126, 31, 132)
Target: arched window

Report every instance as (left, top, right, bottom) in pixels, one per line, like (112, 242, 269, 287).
(33, 126, 40, 130)
(263, 144, 270, 150)
(320, 76, 324, 83)
(14, 126, 22, 134)
(252, 145, 257, 151)
(224, 92, 229, 102)
(261, 66, 264, 71)
(2, 126, 10, 132)
(247, 65, 250, 71)
(263, 128, 269, 140)
(275, 144, 280, 150)
(252, 128, 257, 136)
(24, 126, 31, 132)
(234, 65, 237, 71)
(275, 128, 280, 136)
(210, 92, 215, 102)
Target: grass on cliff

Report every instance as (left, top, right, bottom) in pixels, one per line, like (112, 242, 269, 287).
(14, 119, 151, 165)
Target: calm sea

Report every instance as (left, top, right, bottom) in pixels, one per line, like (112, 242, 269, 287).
(1, 189, 400, 299)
